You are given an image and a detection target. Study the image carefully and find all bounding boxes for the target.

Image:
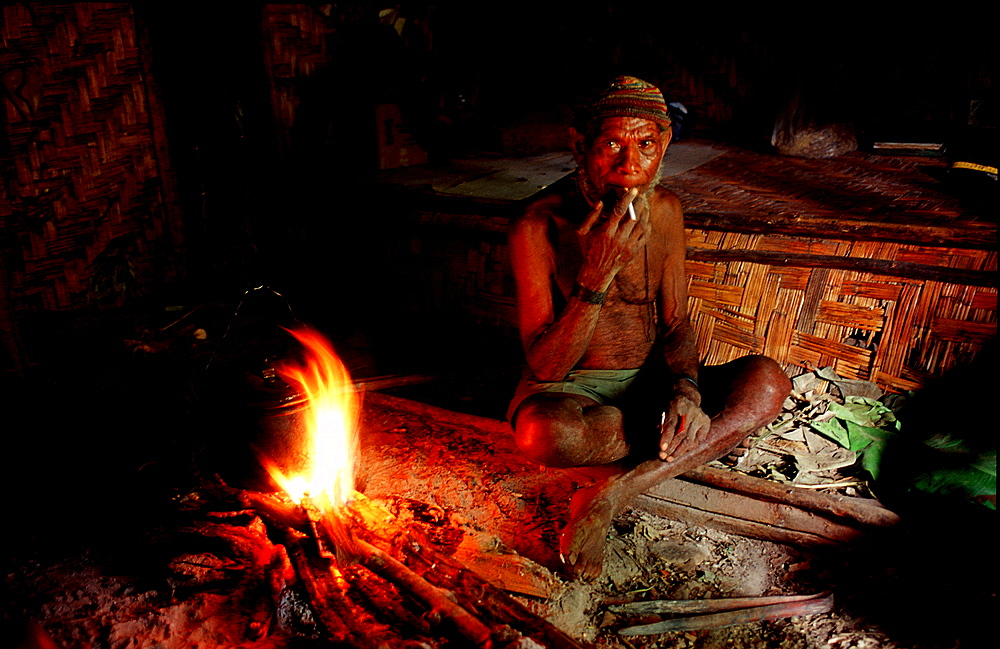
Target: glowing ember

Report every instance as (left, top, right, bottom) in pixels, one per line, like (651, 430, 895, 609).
(265, 327, 359, 509)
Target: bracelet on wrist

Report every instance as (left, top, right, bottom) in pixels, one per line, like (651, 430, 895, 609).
(571, 283, 607, 305)
(672, 374, 699, 391)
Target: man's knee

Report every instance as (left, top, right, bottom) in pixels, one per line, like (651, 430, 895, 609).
(705, 354, 790, 417)
(734, 354, 791, 417)
(745, 354, 791, 391)
(512, 398, 589, 467)
(514, 394, 631, 467)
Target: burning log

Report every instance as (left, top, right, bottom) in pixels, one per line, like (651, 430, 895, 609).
(353, 535, 493, 647)
(227, 483, 584, 648)
(282, 529, 391, 648)
(205, 326, 586, 647)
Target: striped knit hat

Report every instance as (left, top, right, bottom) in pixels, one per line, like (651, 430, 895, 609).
(579, 76, 671, 130)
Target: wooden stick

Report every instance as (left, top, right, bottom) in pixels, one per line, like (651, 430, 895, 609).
(235, 488, 492, 646)
(341, 564, 434, 638)
(420, 559, 590, 649)
(232, 487, 310, 533)
(283, 530, 387, 648)
(610, 592, 829, 615)
(618, 593, 834, 636)
(354, 494, 586, 649)
(679, 465, 901, 528)
(353, 536, 494, 648)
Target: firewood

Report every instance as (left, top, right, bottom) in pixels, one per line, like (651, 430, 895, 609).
(353, 535, 494, 648)
(609, 592, 829, 615)
(452, 535, 559, 599)
(229, 486, 578, 648)
(415, 556, 589, 649)
(349, 493, 585, 649)
(341, 564, 434, 637)
(231, 486, 310, 533)
(283, 530, 392, 648)
(617, 592, 834, 635)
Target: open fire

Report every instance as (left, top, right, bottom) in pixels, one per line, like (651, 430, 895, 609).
(263, 326, 360, 512)
(229, 327, 582, 648)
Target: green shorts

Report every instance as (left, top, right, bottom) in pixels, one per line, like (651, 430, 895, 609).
(507, 367, 642, 422)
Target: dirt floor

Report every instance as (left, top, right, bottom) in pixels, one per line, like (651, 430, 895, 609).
(1, 310, 994, 649)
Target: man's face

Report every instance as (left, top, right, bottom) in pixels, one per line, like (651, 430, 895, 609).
(572, 116, 672, 203)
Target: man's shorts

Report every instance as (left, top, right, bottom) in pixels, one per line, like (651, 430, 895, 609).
(506, 367, 642, 422)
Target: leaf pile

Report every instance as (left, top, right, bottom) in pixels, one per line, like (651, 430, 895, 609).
(724, 366, 996, 510)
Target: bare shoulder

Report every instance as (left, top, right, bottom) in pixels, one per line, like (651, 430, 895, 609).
(509, 187, 565, 242)
(649, 184, 683, 220)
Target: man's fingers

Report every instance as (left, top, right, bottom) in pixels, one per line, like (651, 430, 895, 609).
(611, 188, 640, 229)
(658, 412, 679, 460)
(664, 423, 687, 460)
(577, 200, 603, 236)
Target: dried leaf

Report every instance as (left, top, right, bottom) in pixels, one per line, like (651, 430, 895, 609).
(791, 373, 818, 393)
(814, 367, 883, 400)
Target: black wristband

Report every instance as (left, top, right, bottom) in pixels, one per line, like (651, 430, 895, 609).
(571, 283, 607, 305)
(673, 374, 699, 390)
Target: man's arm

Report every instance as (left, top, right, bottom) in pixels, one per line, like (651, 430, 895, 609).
(654, 189, 711, 460)
(509, 190, 647, 381)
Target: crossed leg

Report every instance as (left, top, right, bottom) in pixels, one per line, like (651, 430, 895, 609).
(511, 355, 790, 580)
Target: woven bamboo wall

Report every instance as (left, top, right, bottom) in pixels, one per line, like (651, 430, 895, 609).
(0, 3, 181, 311)
(386, 207, 994, 393)
(685, 230, 996, 392)
(261, 4, 333, 159)
(388, 210, 517, 334)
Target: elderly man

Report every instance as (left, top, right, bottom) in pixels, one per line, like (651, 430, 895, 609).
(507, 76, 791, 580)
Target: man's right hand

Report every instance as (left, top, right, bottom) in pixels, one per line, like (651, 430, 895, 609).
(575, 187, 647, 289)
(658, 390, 711, 462)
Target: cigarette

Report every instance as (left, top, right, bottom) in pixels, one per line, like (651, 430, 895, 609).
(627, 200, 636, 221)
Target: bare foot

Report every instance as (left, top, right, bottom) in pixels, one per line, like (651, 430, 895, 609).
(558, 484, 616, 581)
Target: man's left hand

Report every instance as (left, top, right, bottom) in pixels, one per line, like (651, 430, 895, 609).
(658, 394, 711, 462)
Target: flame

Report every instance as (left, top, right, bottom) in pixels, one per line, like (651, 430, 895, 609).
(267, 327, 359, 509)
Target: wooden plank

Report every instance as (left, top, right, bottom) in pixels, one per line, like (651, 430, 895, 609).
(638, 478, 864, 545)
(684, 211, 996, 250)
(679, 465, 901, 528)
(687, 249, 997, 287)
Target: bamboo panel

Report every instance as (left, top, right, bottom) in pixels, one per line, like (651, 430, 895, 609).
(261, 4, 334, 159)
(0, 3, 181, 311)
(817, 301, 885, 331)
(386, 212, 518, 333)
(685, 230, 996, 391)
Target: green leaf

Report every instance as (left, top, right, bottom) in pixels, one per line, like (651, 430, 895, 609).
(971, 450, 997, 478)
(845, 421, 892, 449)
(810, 418, 850, 448)
(860, 439, 888, 479)
(912, 466, 996, 500)
(832, 397, 900, 430)
(923, 433, 972, 453)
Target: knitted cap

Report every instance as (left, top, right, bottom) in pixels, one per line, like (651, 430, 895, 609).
(584, 76, 671, 129)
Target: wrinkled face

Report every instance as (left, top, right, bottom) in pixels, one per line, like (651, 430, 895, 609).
(572, 116, 671, 204)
